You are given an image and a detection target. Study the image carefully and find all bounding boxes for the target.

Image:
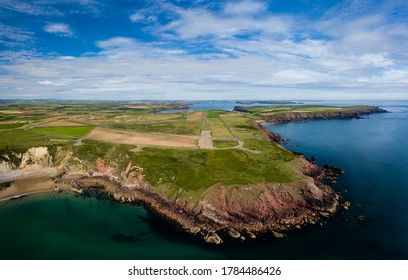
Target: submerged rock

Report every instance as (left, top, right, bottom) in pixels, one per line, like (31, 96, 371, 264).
(204, 232, 223, 244)
(227, 228, 241, 239)
(272, 231, 285, 238)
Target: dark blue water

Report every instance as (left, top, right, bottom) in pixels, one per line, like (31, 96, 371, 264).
(265, 100, 408, 259)
(1, 100, 407, 259)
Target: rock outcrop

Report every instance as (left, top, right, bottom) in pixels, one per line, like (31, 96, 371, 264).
(19, 147, 53, 170)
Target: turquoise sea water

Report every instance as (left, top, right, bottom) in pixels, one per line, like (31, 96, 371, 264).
(0, 100, 407, 259)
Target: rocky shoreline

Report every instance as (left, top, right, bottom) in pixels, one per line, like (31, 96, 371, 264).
(0, 142, 343, 245)
(51, 155, 340, 244)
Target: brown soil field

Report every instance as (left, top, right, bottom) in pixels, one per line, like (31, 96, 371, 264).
(112, 114, 180, 123)
(69, 115, 106, 125)
(38, 119, 85, 127)
(187, 112, 203, 121)
(0, 110, 23, 114)
(84, 127, 198, 148)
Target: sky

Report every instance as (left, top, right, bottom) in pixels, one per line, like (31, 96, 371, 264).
(1, 0, 408, 100)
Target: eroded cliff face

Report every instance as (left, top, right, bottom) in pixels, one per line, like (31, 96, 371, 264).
(0, 147, 53, 172)
(0, 159, 14, 172)
(19, 147, 53, 170)
(0, 147, 71, 173)
(56, 154, 339, 244)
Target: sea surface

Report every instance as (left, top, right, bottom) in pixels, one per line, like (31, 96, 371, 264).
(1, 100, 407, 259)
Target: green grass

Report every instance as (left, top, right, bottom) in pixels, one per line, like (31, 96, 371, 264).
(32, 126, 94, 138)
(0, 123, 23, 130)
(209, 118, 233, 138)
(213, 140, 239, 148)
(207, 110, 228, 118)
(0, 129, 70, 150)
(73, 140, 134, 170)
(131, 142, 297, 194)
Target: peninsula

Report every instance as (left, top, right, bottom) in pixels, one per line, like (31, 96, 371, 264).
(0, 101, 387, 244)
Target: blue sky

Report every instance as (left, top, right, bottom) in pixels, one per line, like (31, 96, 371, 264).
(1, 0, 408, 100)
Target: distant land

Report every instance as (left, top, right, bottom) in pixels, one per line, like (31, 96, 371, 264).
(236, 100, 303, 105)
(0, 101, 387, 244)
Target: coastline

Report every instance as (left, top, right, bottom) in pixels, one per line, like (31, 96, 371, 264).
(0, 157, 340, 244)
(2, 105, 389, 243)
(0, 190, 53, 203)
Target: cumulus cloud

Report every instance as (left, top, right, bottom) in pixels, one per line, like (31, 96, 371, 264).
(44, 23, 74, 37)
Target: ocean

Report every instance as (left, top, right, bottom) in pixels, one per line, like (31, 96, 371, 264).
(0, 100, 407, 259)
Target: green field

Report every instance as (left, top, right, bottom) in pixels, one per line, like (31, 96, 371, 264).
(32, 126, 95, 138)
(207, 110, 228, 119)
(130, 145, 297, 194)
(213, 140, 239, 148)
(209, 118, 233, 138)
(0, 123, 23, 130)
(0, 129, 70, 151)
(110, 121, 201, 136)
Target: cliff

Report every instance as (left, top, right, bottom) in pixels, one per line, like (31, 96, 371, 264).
(0, 144, 339, 244)
(234, 106, 388, 123)
(55, 155, 339, 244)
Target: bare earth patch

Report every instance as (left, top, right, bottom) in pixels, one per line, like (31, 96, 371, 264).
(84, 127, 198, 148)
(187, 112, 203, 121)
(38, 120, 85, 127)
(0, 110, 23, 114)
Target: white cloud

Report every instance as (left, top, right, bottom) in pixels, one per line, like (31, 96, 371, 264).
(359, 70, 408, 84)
(0, 23, 34, 47)
(1, 36, 407, 100)
(0, 0, 100, 16)
(359, 53, 394, 68)
(162, 7, 290, 39)
(38, 80, 67, 86)
(129, 12, 145, 22)
(96, 37, 137, 49)
(224, 0, 266, 16)
(274, 70, 329, 84)
(2, 0, 408, 100)
(44, 23, 74, 37)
